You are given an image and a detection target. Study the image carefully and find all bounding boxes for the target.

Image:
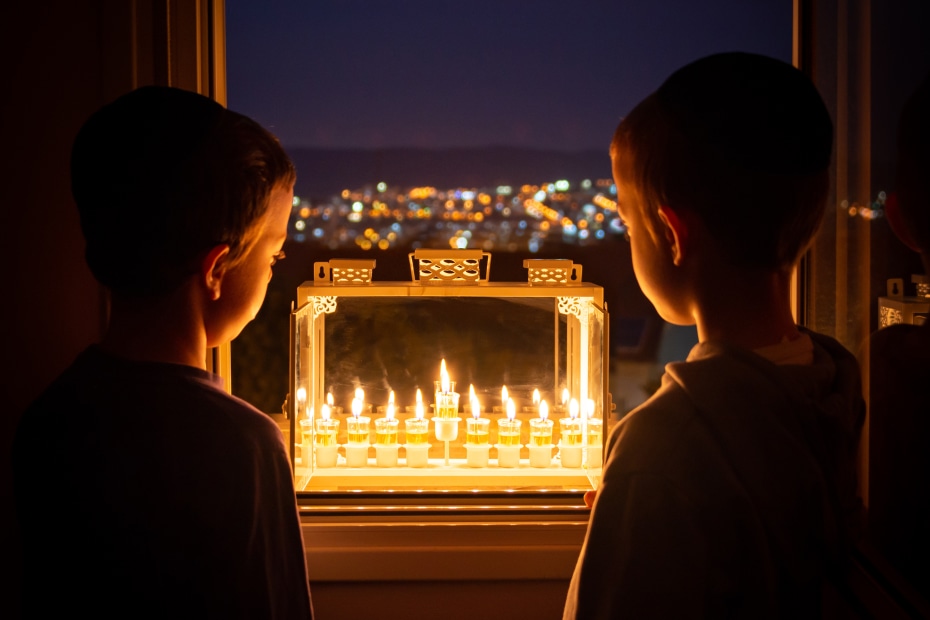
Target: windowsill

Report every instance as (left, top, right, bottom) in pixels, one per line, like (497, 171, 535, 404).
(302, 517, 588, 582)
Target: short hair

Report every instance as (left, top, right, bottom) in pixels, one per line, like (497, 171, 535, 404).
(611, 52, 833, 270)
(71, 86, 296, 298)
(895, 72, 930, 253)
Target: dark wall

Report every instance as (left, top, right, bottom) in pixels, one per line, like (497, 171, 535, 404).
(2, 2, 111, 616)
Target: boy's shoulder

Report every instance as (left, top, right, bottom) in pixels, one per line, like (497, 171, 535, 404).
(608, 330, 862, 472)
(16, 346, 282, 456)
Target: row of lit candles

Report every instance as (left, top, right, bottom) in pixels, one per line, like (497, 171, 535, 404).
(302, 388, 601, 449)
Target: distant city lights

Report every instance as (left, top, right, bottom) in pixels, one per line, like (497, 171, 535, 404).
(289, 177, 630, 252)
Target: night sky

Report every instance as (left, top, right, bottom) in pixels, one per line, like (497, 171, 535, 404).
(225, 0, 792, 152)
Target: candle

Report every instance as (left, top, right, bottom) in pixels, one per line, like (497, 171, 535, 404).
(560, 398, 582, 446)
(432, 360, 460, 463)
(313, 403, 340, 468)
(346, 388, 371, 444)
(375, 391, 399, 445)
(584, 398, 603, 467)
(497, 398, 522, 446)
(496, 398, 522, 468)
(466, 389, 489, 444)
(373, 391, 400, 467)
(405, 388, 431, 468)
(433, 359, 460, 419)
(405, 389, 430, 444)
(528, 400, 553, 468)
(326, 390, 342, 415)
(296, 387, 312, 444)
(465, 387, 491, 467)
(584, 398, 602, 446)
(557, 398, 583, 468)
(344, 389, 371, 467)
(529, 400, 553, 446)
(315, 404, 339, 446)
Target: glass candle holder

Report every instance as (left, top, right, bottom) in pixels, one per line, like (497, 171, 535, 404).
(405, 417, 430, 444)
(529, 418, 554, 446)
(497, 418, 522, 446)
(314, 418, 339, 446)
(346, 415, 371, 444)
(586, 417, 603, 447)
(299, 418, 313, 445)
(466, 417, 490, 444)
(434, 381, 460, 419)
(559, 417, 582, 446)
(375, 417, 399, 445)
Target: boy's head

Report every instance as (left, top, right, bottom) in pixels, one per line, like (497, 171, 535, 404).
(71, 86, 296, 299)
(611, 52, 833, 273)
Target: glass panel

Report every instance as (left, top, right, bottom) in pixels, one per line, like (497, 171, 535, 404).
(290, 268, 607, 494)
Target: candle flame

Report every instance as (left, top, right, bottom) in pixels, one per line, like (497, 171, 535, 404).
(296, 386, 307, 404)
(539, 400, 549, 420)
(569, 398, 579, 419)
(355, 387, 365, 401)
(415, 388, 424, 420)
(506, 397, 516, 420)
(532, 388, 540, 405)
(352, 397, 362, 418)
(440, 359, 450, 393)
(327, 391, 334, 407)
(469, 383, 476, 401)
(502, 385, 509, 405)
(562, 388, 570, 405)
(321, 403, 331, 420)
(387, 390, 396, 419)
(585, 398, 595, 418)
(471, 395, 481, 419)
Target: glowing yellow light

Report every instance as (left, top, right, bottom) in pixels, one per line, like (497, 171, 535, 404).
(440, 359, 450, 393)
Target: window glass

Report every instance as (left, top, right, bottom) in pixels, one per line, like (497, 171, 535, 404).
(225, 1, 791, 421)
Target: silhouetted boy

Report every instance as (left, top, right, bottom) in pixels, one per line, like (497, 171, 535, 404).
(564, 53, 864, 619)
(13, 86, 313, 619)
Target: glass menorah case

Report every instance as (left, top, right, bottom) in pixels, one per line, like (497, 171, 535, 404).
(289, 250, 609, 495)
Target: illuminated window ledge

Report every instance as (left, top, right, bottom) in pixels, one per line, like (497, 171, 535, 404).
(300, 499, 589, 582)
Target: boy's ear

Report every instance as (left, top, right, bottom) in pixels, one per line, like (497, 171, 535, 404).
(657, 205, 689, 266)
(201, 244, 231, 300)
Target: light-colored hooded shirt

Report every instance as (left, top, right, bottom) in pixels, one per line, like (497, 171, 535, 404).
(564, 328, 864, 619)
